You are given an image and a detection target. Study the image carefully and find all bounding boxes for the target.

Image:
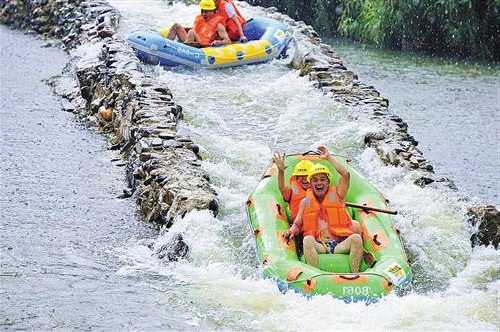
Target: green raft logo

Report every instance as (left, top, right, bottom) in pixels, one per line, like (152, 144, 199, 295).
(384, 263, 406, 285)
(342, 286, 371, 297)
(274, 29, 286, 42)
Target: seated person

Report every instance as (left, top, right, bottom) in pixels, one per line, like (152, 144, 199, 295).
(273, 153, 313, 223)
(216, 0, 247, 42)
(167, 0, 231, 47)
(284, 146, 368, 272)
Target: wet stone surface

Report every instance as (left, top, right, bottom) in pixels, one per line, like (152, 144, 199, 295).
(468, 206, 500, 249)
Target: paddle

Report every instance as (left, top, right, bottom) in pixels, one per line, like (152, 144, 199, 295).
(345, 202, 398, 215)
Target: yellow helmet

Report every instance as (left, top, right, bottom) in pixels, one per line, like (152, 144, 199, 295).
(292, 160, 314, 177)
(307, 164, 331, 182)
(199, 0, 216, 10)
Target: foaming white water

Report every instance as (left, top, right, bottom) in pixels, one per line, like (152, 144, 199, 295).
(358, 149, 475, 290)
(110, 1, 499, 330)
(117, 210, 499, 331)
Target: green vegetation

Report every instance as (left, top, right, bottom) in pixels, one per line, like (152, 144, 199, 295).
(246, 0, 499, 61)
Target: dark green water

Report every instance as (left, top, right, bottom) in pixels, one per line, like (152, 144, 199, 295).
(329, 39, 500, 205)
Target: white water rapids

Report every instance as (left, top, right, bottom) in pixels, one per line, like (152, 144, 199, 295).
(109, 1, 499, 330)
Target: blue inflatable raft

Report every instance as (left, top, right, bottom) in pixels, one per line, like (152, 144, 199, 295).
(127, 17, 293, 69)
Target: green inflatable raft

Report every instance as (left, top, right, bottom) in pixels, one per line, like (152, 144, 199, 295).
(246, 152, 412, 302)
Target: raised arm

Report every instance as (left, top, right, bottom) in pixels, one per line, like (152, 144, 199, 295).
(318, 145, 350, 200)
(284, 199, 305, 241)
(272, 153, 290, 201)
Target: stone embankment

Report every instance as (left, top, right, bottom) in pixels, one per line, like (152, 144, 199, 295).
(1, 0, 218, 251)
(468, 206, 499, 249)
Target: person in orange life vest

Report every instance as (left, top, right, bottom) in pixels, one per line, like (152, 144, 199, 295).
(272, 153, 313, 223)
(167, 0, 231, 47)
(215, 0, 247, 42)
(284, 146, 365, 272)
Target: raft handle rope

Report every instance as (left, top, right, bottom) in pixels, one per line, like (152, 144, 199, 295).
(203, 26, 298, 61)
(160, 33, 291, 60)
(301, 150, 320, 156)
(339, 274, 361, 281)
(287, 271, 390, 285)
(202, 39, 287, 61)
(166, 27, 294, 61)
(276, 204, 284, 217)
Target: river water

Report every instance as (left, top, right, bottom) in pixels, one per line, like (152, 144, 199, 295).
(329, 40, 500, 206)
(107, 1, 499, 331)
(0, 26, 197, 330)
(2, 0, 499, 330)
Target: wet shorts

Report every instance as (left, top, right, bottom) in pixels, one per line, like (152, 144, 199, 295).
(325, 240, 340, 254)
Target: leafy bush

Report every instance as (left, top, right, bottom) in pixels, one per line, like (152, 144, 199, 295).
(247, 0, 499, 60)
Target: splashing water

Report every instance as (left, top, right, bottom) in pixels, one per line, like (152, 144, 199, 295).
(110, 1, 499, 330)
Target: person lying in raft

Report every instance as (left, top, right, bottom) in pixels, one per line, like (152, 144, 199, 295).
(284, 146, 371, 273)
(273, 154, 313, 223)
(167, 0, 231, 48)
(215, 0, 248, 43)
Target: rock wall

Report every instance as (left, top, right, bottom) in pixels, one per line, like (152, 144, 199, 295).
(468, 206, 499, 249)
(72, 41, 219, 227)
(1, 0, 218, 231)
(1, 0, 117, 48)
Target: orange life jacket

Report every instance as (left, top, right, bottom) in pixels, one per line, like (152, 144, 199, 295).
(302, 186, 354, 240)
(285, 177, 307, 222)
(216, 0, 246, 41)
(193, 14, 224, 47)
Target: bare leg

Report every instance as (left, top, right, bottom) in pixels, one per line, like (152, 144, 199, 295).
(351, 220, 376, 267)
(351, 219, 362, 235)
(186, 29, 197, 44)
(167, 23, 188, 42)
(303, 235, 326, 268)
(334, 234, 363, 273)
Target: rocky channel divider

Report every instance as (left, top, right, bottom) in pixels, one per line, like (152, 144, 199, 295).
(1, 0, 218, 258)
